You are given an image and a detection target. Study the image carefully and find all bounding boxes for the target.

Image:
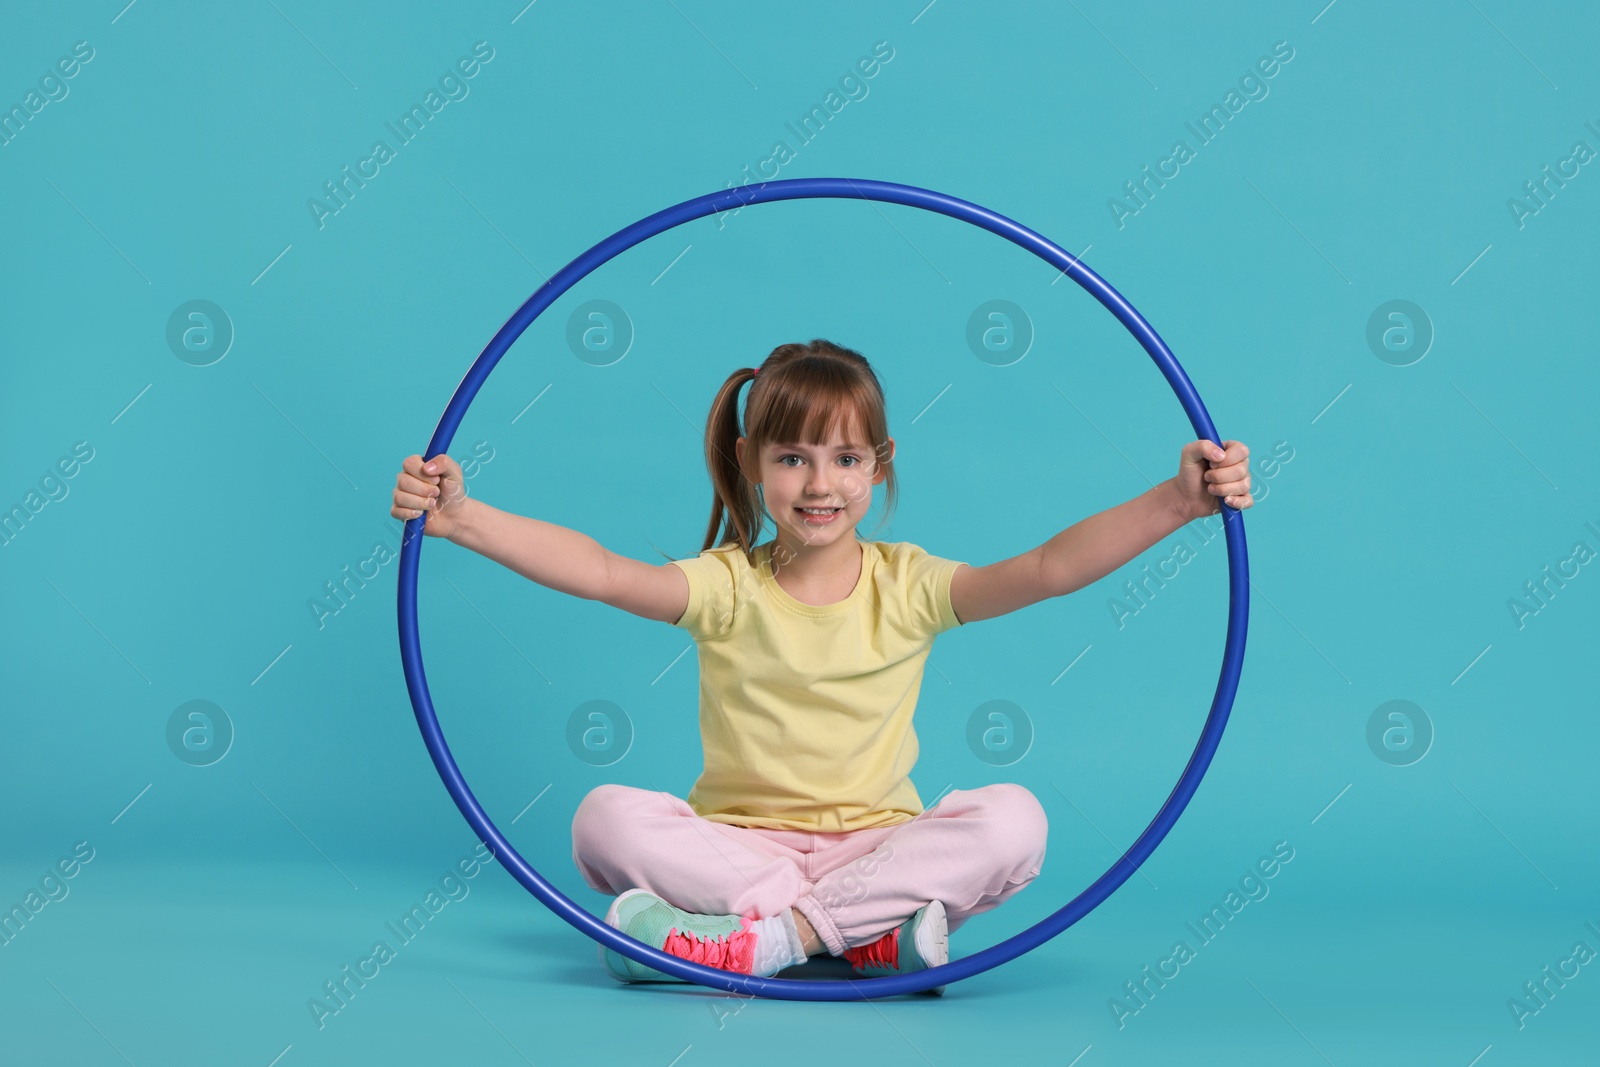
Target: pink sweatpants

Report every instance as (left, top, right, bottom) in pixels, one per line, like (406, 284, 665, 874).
(571, 782, 1048, 957)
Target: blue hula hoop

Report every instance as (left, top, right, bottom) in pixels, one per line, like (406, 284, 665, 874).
(397, 177, 1250, 1001)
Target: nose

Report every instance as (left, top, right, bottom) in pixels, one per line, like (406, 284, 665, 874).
(807, 466, 866, 506)
(805, 467, 835, 499)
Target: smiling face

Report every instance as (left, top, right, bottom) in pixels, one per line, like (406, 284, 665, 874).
(738, 414, 894, 552)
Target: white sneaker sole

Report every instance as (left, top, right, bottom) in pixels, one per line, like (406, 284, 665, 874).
(911, 899, 949, 996)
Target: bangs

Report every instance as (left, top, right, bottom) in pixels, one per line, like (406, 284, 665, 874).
(756, 364, 880, 451)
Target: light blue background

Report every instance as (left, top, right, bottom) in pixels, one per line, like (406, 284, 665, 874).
(2, 1, 1596, 1064)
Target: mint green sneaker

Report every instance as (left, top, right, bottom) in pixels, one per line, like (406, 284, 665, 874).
(600, 888, 758, 983)
(842, 899, 949, 995)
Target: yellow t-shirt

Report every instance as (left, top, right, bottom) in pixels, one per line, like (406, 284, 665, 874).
(667, 538, 967, 832)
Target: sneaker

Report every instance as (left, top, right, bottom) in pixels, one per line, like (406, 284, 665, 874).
(600, 888, 757, 983)
(842, 899, 949, 995)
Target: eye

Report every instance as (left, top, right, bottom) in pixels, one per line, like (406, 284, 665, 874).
(839, 455, 861, 467)
(777, 454, 803, 467)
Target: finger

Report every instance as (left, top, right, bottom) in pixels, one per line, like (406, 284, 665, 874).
(1204, 462, 1250, 482)
(396, 472, 441, 497)
(424, 454, 461, 480)
(391, 503, 426, 520)
(1223, 493, 1254, 509)
(1218, 440, 1249, 464)
(400, 470, 444, 495)
(1209, 478, 1251, 496)
(394, 490, 436, 512)
(1182, 439, 1227, 465)
(401, 463, 439, 491)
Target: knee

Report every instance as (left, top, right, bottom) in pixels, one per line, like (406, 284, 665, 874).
(571, 783, 642, 859)
(976, 783, 1049, 876)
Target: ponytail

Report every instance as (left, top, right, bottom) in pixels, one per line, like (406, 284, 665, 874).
(700, 367, 763, 565)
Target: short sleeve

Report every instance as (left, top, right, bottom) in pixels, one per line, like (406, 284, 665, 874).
(883, 541, 968, 642)
(666, 547, 737, 641)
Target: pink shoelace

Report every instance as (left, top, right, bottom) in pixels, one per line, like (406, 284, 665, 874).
(661, 917, 758, 974)
(844, 926, 900, 971)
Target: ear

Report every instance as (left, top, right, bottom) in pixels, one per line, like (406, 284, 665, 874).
(736, 436, 755, 483)
(872, 436, 895, 484)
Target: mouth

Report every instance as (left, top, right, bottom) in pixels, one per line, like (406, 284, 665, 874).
(795, 506, 843, 525)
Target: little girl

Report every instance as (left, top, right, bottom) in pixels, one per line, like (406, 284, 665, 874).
(391, 338, 1255, 992)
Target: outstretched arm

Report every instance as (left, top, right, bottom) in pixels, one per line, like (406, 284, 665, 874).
(447, 496, 689, 624)
(397, 453, 688, 623)
(949, 440, 1253, 625)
